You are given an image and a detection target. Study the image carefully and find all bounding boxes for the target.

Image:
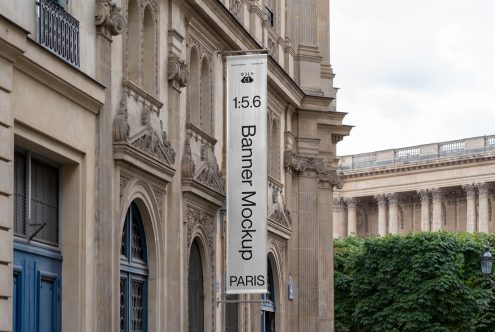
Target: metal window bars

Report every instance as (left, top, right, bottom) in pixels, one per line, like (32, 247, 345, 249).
(36, 0, 80, 67)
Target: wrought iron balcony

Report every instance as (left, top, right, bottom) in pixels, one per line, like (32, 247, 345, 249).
(36, 0, 80, 67)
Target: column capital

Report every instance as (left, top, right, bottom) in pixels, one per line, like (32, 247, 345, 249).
(95, 1, 124, 38)
(387, 193, 399, 204)
(283, 150, 343, 188)
(333, 197, 343, 210)
(374, 194, 387, 207)
(344, 197, 357, 209)
(417, 189, 430, 202)
(463, 184, 477, 197)
(430, 188, 443, 201)
(476, 182, 490, 196)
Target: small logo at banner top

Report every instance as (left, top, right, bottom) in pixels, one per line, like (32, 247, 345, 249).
(241, 72, 254, 83)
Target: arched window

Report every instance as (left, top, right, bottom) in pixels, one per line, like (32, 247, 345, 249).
(262, 260, 275, 332)
(120, 202, 148, 332)
(188, 240, 204, 332)
(143, 6, 156, 94)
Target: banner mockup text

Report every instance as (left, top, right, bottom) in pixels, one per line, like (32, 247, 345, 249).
(226, 54, 268, 294)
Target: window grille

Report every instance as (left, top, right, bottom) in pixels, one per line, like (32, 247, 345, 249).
(14, 153, 26, 236)
(396, 147, 420, 158)
(439, 141, 465, 153)
(36, 0, 80, 67)
(120, 277, 126, 332)
(31, 159, 59, 245)
(120, 202, 148, 332)
(14, 151, 59, 246)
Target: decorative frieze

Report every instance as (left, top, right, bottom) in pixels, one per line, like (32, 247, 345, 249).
(95, 1, 124, 36)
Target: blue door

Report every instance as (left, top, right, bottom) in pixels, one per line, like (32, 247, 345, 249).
(13, 242, 62, 332)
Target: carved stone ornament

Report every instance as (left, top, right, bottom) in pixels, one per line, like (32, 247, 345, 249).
(181, 136, 196, 178)
(284, 150, 343, 188)
(269, 205, 291, 228)
(130, 127, 176, 165)
(229, 0, 241, 20)
(95, 1, 124, 36)
(113, 99, 130, 142)
(168, 55, 190, 90)
(194, 144, 225, 195)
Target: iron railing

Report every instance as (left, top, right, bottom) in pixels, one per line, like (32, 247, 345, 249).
(36, 0, 80, 67)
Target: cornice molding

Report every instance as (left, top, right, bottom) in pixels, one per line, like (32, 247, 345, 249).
(340, 154, 495, 179)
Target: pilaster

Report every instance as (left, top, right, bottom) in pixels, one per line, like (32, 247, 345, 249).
(94, 3, 124, 331)
(284, 152, 342, 331)
(0, 18, 26, 332)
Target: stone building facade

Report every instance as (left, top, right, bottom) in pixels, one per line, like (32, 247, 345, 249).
(334, 136, 495, 238)
(0, 0, 349, 331)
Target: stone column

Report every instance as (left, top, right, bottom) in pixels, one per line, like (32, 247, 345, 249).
(375, 194, 387, 236)
(431, 188, 443, 231)
(388, 193, 399, 235)
(477, 183, 490, 233)
(332, 198, 344, 238)
(94, 4, 124, 331)
(418, 189, 431, 231)
(464, 184, 477, 233)
(345, 198, 357, 236)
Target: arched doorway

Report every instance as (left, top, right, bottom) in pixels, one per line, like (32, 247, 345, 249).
(120, 201, 149, 332)
(188, 240, 204, 332)
(261, 260, 275, 332)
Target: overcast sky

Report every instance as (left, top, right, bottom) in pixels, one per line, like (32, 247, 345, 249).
(330, 0, 495, 156)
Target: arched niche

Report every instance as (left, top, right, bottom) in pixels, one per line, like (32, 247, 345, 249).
(127, 0, 140, 83)
(143, 5, 156, 94)
(200, 57, 211, 134)
(189, 47, 201, 127)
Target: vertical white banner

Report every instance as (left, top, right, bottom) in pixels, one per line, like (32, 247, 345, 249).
(226, 54, 268, 294)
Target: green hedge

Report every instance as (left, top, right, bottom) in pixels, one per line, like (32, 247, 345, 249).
(334, 232, 495, 331)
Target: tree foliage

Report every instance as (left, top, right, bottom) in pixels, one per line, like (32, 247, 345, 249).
(334, 232, 495, 331)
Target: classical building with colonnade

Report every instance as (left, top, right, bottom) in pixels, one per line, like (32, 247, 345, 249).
(334, 135, 495, 238)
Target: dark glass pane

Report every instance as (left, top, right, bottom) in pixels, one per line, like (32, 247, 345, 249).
(188, 241, 204, 332)
(121, 222, 127, 258)
(14, 153, 26, 237)
(131, 280, 145, 332)
(120, 277, 127, 332)
(31, 159, 59, 245)
(130, 203, 146, 262)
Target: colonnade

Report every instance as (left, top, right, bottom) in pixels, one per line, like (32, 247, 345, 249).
(333, 183, 493, 238)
